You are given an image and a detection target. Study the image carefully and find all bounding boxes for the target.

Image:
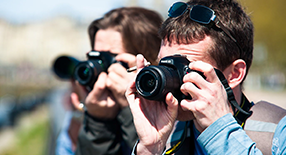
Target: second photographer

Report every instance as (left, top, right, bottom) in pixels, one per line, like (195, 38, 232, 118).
(69, 7, 163, 155)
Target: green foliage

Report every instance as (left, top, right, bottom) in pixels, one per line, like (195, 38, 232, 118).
(16, 120, 49, 155)
(1, 111, 49, 155)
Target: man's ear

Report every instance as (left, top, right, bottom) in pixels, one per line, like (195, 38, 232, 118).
(222, 59, 246, 89)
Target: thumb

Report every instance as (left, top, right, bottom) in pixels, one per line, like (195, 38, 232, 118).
(136, 54, 149, 70)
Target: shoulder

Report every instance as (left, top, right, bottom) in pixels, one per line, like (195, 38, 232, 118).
(274, 115, 286, 134)
(272, 115, 286, 155)
(249, 101, 286, 124)
(245, 101, 286, 154)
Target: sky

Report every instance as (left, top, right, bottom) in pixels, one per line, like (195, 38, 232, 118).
(0, 0, 126, 23)
(0, 0, 174, 24)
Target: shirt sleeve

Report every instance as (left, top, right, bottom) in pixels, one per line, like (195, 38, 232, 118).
(197, 113, 263, 155)
(272, 115, 286, 155)
(117, 106, 138, 150)
(75, 111, 122, 155)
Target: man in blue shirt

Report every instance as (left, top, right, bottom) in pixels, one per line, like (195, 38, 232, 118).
(126, 0, 286, 154)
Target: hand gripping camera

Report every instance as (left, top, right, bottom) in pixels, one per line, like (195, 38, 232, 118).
(53, 51, 128, 91)
(135, 55, 253, 119)
(135, 55, 204, 101)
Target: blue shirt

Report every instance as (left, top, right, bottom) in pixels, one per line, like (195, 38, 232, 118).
(272, 115, 286, 154)
(132, 113, 286, 154)
(198, 113, 262, 155)
(193, 124, 208, 155)
(55, 112, 75, 155)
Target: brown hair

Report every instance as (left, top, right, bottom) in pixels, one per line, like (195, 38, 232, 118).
(88, 7, 163, 65)
(159, 0, 253, 79)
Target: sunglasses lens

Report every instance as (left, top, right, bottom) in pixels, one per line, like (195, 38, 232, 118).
(168, 2, 188, 17)
(190, 5, 213, 24)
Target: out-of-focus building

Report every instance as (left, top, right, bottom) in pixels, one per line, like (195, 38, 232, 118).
(0, 16, 88, 68)
(0, 0, 171, 92)
(0, 16, 90, 92)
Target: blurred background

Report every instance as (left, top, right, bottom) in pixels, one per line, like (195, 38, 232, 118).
(0, 0, 285, 154)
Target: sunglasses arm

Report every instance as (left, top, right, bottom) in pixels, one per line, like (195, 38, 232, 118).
(214, 18, 243, 54)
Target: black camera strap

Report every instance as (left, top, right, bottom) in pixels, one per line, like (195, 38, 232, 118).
(234, 93, 253, 127)
(164, 68, 253, 155)
(214, 69, 253, 126)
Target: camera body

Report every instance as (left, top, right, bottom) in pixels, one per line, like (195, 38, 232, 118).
(53, 51, 127, 91)
(135, 55, 204, 101)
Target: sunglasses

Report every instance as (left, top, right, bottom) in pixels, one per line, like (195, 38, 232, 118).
(168, 2, 242, 54)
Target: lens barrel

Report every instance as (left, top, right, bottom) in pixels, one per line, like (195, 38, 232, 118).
(52, 56, 79, 79)
(74, 60, 104, 89)
(135, 65, 180, 101)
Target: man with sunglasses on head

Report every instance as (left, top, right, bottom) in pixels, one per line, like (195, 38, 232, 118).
(126, 0, 286, 154)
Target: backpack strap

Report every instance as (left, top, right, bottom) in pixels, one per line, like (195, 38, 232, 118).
(245, 101, 286, 155)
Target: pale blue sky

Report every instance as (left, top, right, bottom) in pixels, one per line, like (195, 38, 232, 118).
(0, 0, 125, 23)
(0, 0, 175, 24)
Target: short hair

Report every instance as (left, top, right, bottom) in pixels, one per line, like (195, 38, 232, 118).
(159, 0, 253, 79)
(88, 7, 163, 65)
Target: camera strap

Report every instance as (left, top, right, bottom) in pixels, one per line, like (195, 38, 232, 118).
(214, 69, 253, 126)
(164, 68, 253, 155)
(235, 93, 253, 127)
(164, 121, 189, 154)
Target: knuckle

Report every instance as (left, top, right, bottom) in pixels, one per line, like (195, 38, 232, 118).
(204, 66, 214, 74)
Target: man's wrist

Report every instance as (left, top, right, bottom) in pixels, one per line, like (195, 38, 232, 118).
(135, 141, 165, 155)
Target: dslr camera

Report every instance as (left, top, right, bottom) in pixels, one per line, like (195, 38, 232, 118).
(135, 54, 204, 101)
(53, 51, 127, 91)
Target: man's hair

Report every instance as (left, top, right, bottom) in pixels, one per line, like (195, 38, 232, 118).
(88, 7, 163, 65)
(159, 0, 253, 78)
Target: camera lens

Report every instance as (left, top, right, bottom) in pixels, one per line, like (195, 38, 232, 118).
(74, 62, 94, 85)
(138, 71, 158, 93)
(78, 66, 91, 81)
(52, 56, 79, 79)
(74, 60, 104, 89)
(136, 65, 180, 101)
